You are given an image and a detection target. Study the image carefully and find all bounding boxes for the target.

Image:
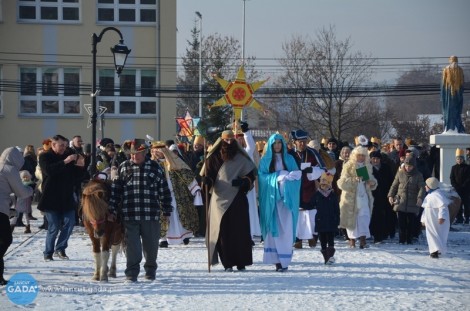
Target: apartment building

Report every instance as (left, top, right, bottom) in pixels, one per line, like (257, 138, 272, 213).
(0, 0, 176, 151)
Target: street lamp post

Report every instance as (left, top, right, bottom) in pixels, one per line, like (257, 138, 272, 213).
(195, 11, 202, 119)
(90, 27, 131, 178)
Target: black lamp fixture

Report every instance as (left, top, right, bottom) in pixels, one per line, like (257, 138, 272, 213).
(90, 27, 131, 178)
(111, 40, 131, 76)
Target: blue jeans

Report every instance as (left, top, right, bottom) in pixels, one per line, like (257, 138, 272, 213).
(44, 210, 75, 256)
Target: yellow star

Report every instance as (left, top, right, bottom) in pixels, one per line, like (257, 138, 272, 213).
(211, 65, 268, 121)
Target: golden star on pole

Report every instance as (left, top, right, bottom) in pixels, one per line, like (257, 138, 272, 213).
(211, 65, 268, 121)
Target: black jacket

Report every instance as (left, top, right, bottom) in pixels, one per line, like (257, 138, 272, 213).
(312, 190, 340, 233)
(37, 149, 85, 212)
(450, 163, 470, 196)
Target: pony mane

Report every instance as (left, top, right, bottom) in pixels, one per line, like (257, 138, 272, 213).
(81, 181, 109, 222)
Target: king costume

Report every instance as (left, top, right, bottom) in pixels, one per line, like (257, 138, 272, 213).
(201, 132, 257, 271)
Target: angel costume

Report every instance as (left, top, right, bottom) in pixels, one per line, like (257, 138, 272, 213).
(421, 189, 450, 255)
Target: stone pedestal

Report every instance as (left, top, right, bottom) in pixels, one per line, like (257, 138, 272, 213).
(430, 133, 470, 184)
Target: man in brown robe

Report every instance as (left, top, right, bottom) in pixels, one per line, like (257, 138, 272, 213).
(201, 130, 257, 272)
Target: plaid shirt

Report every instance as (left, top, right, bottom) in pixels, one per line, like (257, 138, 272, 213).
(109, 159, 172, 221)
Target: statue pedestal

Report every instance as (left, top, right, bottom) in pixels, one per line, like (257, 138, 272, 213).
(430, 133, 470, 184)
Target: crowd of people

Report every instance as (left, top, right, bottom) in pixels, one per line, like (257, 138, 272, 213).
(1, 124, 470, 284)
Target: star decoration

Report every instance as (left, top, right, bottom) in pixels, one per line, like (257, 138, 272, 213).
(211, 65, 268, 121)
(84, 104, 107, 129)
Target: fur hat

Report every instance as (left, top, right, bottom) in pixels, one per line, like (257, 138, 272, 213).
(425, 177, 439, 190)
(129, 139, 148, 154)
(291, 129, 308, 141)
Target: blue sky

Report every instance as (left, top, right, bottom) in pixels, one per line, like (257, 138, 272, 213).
(177, 0, 470, 82)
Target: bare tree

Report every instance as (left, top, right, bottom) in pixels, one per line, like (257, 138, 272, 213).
(392, 116, 432, 144)
(274, 26, 378, 141)
(177, 30, 260, 135)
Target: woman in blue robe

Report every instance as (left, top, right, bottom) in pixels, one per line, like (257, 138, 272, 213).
(441, 56, 465, 133)
(258, 134, 301, 272)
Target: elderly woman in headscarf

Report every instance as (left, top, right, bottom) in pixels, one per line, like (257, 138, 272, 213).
(258, 133, 301, 272)
(337, 146, 377, 249)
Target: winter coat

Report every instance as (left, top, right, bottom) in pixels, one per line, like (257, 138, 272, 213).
(0, 147, 34, 217)
(372, 163, 394, 210)
(312, 190, 340, 233)
(387, 168, 425, 215)
(337, 160, 377, 230)
(21, 154, 37, 180)
(37, 149, 85, 213)
(450, 163, 470, 197)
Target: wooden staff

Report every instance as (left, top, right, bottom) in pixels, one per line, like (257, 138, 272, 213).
(203, 136, 211, 273)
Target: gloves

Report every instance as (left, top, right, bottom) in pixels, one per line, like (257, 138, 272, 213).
(232, 178, 243, 187)
(240, 121, 249, 133)
(232, 178, 250, 191)
(304, 166, 313, 173)
(285, 170, 302, 181)
(277, 170, 289, 182)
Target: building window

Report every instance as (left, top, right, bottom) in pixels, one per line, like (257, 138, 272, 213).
(19, 67, 81, 115)
(0, 67, 2, 115)
(97, 0, 156, 24)
(18, 0, 80, 23)
(98, 68, 156, 115)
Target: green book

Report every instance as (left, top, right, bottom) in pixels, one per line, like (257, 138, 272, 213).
(356, 166, 370, 181)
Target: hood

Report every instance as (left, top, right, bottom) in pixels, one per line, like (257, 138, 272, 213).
(0, 147, 25, 171)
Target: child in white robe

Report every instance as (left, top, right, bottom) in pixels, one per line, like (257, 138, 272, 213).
(421, 177, 450, 258)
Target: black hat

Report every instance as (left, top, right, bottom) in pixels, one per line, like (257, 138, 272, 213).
(100, 138, 114, 147)
(291, 129, 308, 140)
(369, 150, 382, 159)
(327, 137, 338, 145)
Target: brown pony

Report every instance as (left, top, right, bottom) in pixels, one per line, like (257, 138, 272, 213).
(81, 178, 123, 282)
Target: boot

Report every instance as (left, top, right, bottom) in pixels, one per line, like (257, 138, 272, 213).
(320, 249, 329, 264)
(26, 213, 37, 221)
(24, 225, 31, 234)
(294, 239, 302, 249)
(0, 261, 7, 285)
(349, 239, 356, 248)
(359, 236, 369, 249)
(326, 247, 336, 264)
(308, 235, 318, 248)
(16, 213, 25, 227)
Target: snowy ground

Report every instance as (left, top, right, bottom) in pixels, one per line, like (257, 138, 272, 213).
(2, 205, 470, 311)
